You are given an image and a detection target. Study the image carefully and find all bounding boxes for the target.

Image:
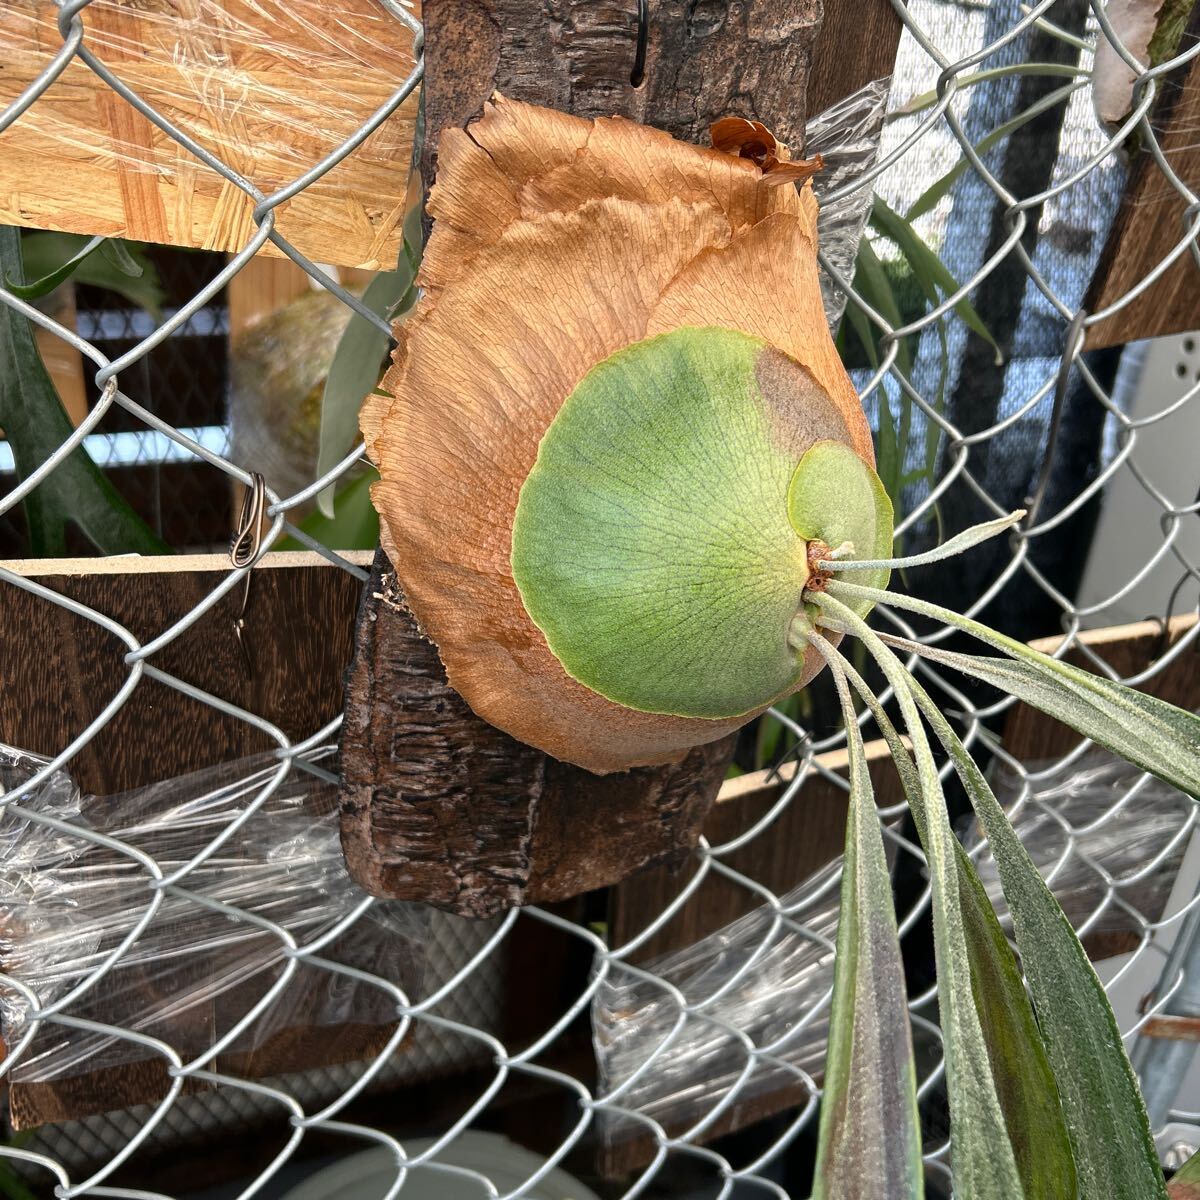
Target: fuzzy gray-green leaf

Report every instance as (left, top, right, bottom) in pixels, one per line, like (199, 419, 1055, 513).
(817, 593, 1024, 1200)
(832, 642, 1075, 1200)
(812, 641, 922, 1200)
(829, 578, 1200, 800)
(904, 674, 1168, 1200)
(314, 267, 414, 518)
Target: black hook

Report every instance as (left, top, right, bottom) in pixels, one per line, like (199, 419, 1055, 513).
(231, 472, 266, 678)
(631, 0, 648, 87)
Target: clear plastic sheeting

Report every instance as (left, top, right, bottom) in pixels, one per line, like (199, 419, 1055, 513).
(593, 860, 842, 1152)
(975, 745, 1200, 942)
(0, 745, 428, 1094)
(809, 77, 892, 329)
(593, 742, 1197, 1155)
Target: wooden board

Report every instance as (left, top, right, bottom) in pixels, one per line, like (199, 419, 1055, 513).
(0, 0, 421, 271)
(0, 550, 371, 796)
(1085, 7, 1200, 348)
(807, 0, 903, 120)
(609, 740, 905, 964)
(1, 0, 898, 269)
(0, 550, 426, 1127)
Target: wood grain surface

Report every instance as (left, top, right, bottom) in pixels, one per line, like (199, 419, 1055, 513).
(0, 550, 424, 1128)
(0, 0, 421, 270)
(1085, 9, 1200, 348)
(0, 551, 370, 796)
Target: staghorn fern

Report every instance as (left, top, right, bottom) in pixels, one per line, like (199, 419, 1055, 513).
(363, 97, 1195, 1197)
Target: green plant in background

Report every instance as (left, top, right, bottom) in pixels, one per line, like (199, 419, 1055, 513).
(12, 232, 165, 318)
(0, 1132, 38, 1200)
(300, 134, 426, 545)
(0, 226, 169, 556)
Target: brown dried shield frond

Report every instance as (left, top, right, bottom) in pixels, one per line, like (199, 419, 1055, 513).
(363, 95, 874, 774)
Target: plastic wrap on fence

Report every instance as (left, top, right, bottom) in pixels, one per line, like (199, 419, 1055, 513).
(0, 744, 428, 1094)
(0, 0, 419, 268)
(810, 77, 891, 330)
(593, 742, 1194, 1151)
(970, 744, 1197, 943)
(593, 859, 843, 1151)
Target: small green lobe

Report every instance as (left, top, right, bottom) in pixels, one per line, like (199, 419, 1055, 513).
(511, 326, 815, 719)
(787, 440, 893, 618)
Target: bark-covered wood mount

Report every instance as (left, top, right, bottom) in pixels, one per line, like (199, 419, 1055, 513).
(340, 558, 736, 916)
(338, 0, 898, 916)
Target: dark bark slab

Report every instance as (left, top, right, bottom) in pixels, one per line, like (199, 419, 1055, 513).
(339, 0, 832, 916)
(339, 555, 736, 917)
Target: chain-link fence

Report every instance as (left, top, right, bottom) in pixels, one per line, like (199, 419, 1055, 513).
(1, 0, 1199, 1196)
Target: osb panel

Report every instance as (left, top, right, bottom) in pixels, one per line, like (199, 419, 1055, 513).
(0, 0, 421, 270)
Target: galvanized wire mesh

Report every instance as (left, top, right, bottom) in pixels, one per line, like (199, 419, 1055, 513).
(1, 0, 1199, 1197)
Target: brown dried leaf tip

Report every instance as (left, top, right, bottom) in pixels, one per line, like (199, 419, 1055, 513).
(710, 116, 825, 187)
(362, 95, 870, 775)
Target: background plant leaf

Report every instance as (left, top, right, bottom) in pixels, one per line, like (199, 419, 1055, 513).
(892, 62, 1085, 116)
(313, 268, 416, 519)
(870, 197, 1002, 365)
(97, 238, 145, 279)
(314, 152, 424, 521)
(905, 82, 1085, 221)
(275, 468, 379, 552)
(4, 235, 105, 302)
(19, 232, 165, 318)
(0, 227, 170, 557)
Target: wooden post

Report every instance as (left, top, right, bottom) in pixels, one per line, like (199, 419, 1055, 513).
(337, 0, 837, 918)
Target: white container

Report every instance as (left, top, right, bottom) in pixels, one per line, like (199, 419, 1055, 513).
(279, 1131, 603, 1200)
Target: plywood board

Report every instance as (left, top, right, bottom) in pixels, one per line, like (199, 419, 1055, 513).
(0, 0, 421, 270)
